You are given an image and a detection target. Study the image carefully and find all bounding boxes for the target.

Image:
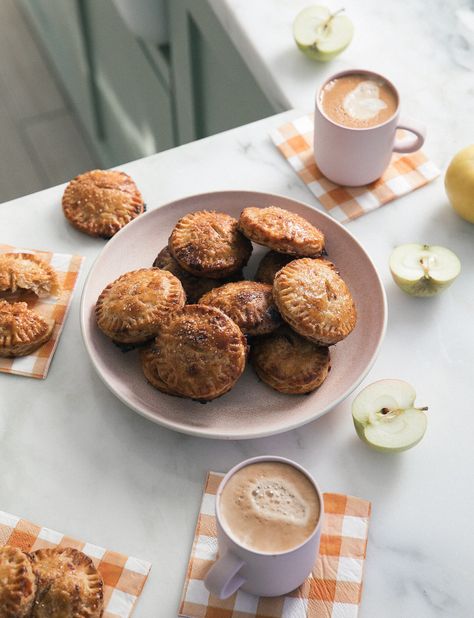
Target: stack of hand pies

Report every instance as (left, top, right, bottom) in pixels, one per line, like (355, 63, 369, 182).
(95, 206, 357, 401)
(0, 545, 103, 617)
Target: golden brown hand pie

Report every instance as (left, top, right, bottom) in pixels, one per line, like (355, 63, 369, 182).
(152, 246, 242, 303)
(168, 210, 252, 279)
(152, 305, 247, 401)
(255, 250, 293, 284)
(239, 206, 325, 256)
(62, 169, 145, 238)
(273, 258, 356, 345)
(29, 548, 103, 618)
(95, 268, 186, 344)
(199, 281, 281, 336)
(140, 344, 183, 397)
(0, 546, 36, 618)
(0, 300, 54, 357)
(0, 253, 60, 299)
(251, 327, 330, 394)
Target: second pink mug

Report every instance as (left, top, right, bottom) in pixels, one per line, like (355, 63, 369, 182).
(314, 69, 426, 186)
(204, 455, 323, 598)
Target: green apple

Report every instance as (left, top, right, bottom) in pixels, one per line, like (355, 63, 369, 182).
(293, 6, 354, 62)
(390, 244, 461, 297)
(445, 144, 474, 223)
(352, 380, 428, 453)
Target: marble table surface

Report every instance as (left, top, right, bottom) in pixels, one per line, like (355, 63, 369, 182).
(1, 105, 473, 616)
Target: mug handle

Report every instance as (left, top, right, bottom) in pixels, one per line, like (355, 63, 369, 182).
(204, 552, 246, 599)
(393, 116, 426, 153)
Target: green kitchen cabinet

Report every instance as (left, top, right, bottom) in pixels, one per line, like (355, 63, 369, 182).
(20, 0, 278, 166)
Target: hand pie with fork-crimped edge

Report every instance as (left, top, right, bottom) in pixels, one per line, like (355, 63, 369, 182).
(255, 250, 293, 284)
(62, 169, 145, 238)
(140, 344, 183, 398)
(152, 304, 247, 401)
(29, 548, 103, 618)
(0, 300, 54, 357)
(0, 253, 60, 299)
(199, 281, 281, 336)
(0, 546, 36, 618)
(153, 246, 242, 304)
(251, 326, 330, 394)
(239, 206, 325, 256)
(168, 210, 252, 279)
(96, 268, 186, 344)
(273, 258, 356, 345)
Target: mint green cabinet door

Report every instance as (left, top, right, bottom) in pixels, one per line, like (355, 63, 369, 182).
(19, 0, 95, 137)
(86, 0, 175, 167)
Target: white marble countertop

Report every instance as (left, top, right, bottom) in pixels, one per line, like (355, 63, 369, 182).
(1, 105, 473, 616)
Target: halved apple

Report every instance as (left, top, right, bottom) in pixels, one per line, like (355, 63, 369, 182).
(293, 6, 354, 62)
(352, 380, 428, 453)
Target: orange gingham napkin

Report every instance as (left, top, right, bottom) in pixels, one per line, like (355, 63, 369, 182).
(270, 113, 440, 223)
(179, 472, 371, 618)
(0, 244, 83, 379)
(0, 510, 151, 618)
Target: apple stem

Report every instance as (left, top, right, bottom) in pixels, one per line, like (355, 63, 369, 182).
(323, 8, 345, 31)
(419, 255, 431, 279)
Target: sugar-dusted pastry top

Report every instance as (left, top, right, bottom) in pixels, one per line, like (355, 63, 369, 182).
(150, 304, 248, 401)
(0, 252, 60, 298)
(251, 326, 330, 394)
(95, 268, 186, 344)
(62, 169, 145, 238)
(29, 547, 103, 618)
(199, 280, 281, 336)
(169, 210, 252, 279)
(0, 300, 54, 357)
(273, 258, 356, 345)
(239, 206, 325, 256)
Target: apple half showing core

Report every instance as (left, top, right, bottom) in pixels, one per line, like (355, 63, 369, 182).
(390, 243, 461, 297)
(352, 380, 428, 452)
(293, 6, 354, 62)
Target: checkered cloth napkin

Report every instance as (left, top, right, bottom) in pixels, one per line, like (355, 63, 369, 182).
(179, 472, 371, 618)
(0, 245, 83, 379)
(0, 510, 151, 618)
(270, 113, 440, 224)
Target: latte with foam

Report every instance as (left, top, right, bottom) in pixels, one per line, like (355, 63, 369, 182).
(219, 461, 320, 553)
(320, 73, 398, 128)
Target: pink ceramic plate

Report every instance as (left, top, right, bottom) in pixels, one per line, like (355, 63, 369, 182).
(80, 191, 386, 439)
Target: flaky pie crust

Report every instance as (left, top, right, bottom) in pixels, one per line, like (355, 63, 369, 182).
(251, 326, 330, 394)
(0, 253, 60, 298)
(62, 169, 145, 238)
(255, 250, 293, 284)
(239, 206, 325, 256)
(151, 304, 247, 400)
(273, 258, 356, 345)
(168, 210, 252, 279)
(29, 548, 103, 618)
(0, 546, 36, 618)
(199, 281, 281, 336)
(0, 300, 54, 357)
(95, 268, 186, 344)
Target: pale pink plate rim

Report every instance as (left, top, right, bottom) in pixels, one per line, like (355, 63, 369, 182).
(80, 190, 387, 440)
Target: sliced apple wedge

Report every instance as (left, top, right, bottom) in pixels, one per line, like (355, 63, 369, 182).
(293, 6, 354, 62)
(390, 243, 461, 297)
(352, 380, 428, 453)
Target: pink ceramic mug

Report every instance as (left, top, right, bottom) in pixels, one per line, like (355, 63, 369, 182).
(204, 456, 323, 598)
(314, 69, 426, 186)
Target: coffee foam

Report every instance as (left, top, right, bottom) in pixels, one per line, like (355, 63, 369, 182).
(343, 80, 387, 121)
(249, 479, 309, 525)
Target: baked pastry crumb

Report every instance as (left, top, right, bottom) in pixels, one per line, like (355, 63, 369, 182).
(62, 169, 145, 238)
(0, 300, 54, 357)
